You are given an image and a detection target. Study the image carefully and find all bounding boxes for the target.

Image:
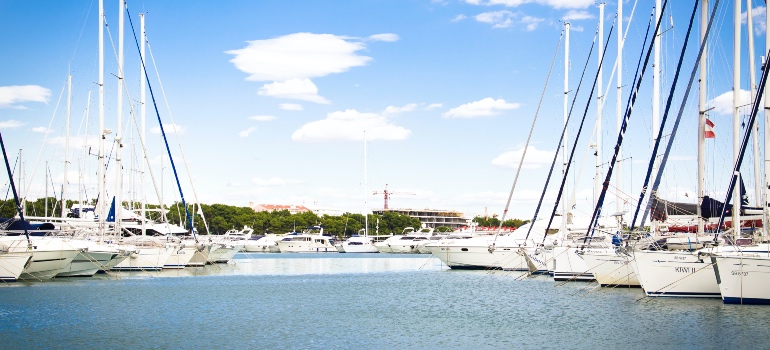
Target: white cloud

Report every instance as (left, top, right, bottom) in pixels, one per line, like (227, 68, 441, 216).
(465, 0, 593, 9)
(292, 109, 411, 142)
(476, 11, 514, 28)
(383, 103, 418, 115)
(562, 10, 593, 21)
(239, 126, 257, 137)
(425, 103, 443, 110)
(491, 146, 555, 169)
(280, 103, 303, 111)
(521, 15, 544, 31)
(443, 97, 520, 118)
(258, 78, 330, 104)
(451, 14, 468, 23)
(252, 177, 304, 186)
(31, 126, 52, 134)
(708, 89, 757, 116)
(150, 123, 185, 135)
(0, 120, 24, 129)
(0, 85, 50, 109)
(226, 32, 373, 82)
(249, 115, 276, 121)
(368, 33, 400, 42)
(742, 6, 767, 35)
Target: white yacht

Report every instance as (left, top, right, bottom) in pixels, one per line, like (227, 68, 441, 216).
(112, 236, 174, 271)
(0, 251, 31, 281)
(711, 244, 770, 304)
(631, 249, 720, 298)
(57, 239, 127, 277)
(0, 236, 80, 280)
(276, 227, 337, 253)
(243, 234, 282, 253)
(336, 235, 379, 253)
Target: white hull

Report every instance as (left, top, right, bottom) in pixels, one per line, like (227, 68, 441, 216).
(57, 250, 118, 277)
(712, 254, 770, 305)
(112, 247, 173, 271)
(632, 250, 719, 298)
(428, 243, 502, 269)
(0, 253, 31, 281)
(374, 243, 393, 253)
(243, 243, 280, 253)
(579, 249, 640, 287)
(188, 243, 214, 267)
(340, 244, 378, 253)
(0, 237, 81, 280)
(209, 245, 242, 263)
(552, 246, 595, 281)
(164, 246, 197, 269)
(519, 246, 554, 273)
(277, 238, 338, 253)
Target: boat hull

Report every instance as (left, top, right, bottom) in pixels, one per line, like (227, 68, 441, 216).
(712, 254, 770, 304)
(632, 250, 719, 298)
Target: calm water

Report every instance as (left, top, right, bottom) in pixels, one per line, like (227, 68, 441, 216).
(1, 253, 769, 349)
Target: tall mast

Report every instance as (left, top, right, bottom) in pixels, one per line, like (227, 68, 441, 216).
(733, 0, 742, 232)
(98, 0, 105, 235)
(115, 0, 124, 234)
(616, 0, 624, 216)
(652, 0, 662, 184)
(747, 0, 761, 210)
(562, 21, 570, 230)
(81, 91, 91, 217)
(63, 74, 71, 218)
(697, 0, 709, 235)
(140, 13, 146, 236)
(595, 3, 604, 207)
(364, 131, 368, 236)
(765, 2, 770, 237)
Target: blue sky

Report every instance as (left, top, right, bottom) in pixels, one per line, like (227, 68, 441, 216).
(0, 0, 767, 222)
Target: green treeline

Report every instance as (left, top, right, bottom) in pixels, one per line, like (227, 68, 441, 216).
(0, 198, 529, 236)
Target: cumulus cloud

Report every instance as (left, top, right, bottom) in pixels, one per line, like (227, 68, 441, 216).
(521, 15, 544, 31)
(258, 78, 330, 104)
(280, 103, 303, 111)
(742, 6, 767, 35)
(491, 146, 555, 169)
(252, 177, 304, 186)
(249, 115, 276, 121)
(292, 109, 411, 142)
(443, 98, 520, 118)
(0, 85, 50, 109)
(31, 126, 52, 134)
(562, 10, 593, 21)
(239, 127, 257, 137)
(465, 0, 593, 9)
(452, 14, 468, 22)
(708, 89, 757, 116)
(425, 103, 443, 110)
(227, 32, 395, 104)
(383, 103, 418, 115)
(476, 11, 515, 28)
(0, 120, 24, 129)
(368, 33, 400, 42)
(150, 123, 185, 135)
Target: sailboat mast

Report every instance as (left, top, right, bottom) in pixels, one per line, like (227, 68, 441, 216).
(765, 3, 770, 237)
(616, 0, 623, 216)
(562, 21, 570, 229)
(747, 0, 761, 211)
(364, 130, 368, 236)
(596, 3, 604, 208)
(63, 74, 71, 218)
(98, 0, 105, 236)
(140, 13, 146, 236)
(733, 0, 742, 232)
(697, 0, 708, 235)
(115, 0, 125, 234)
(652, 0, 661, 190)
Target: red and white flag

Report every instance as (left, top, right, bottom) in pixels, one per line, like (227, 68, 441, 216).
(705, 118, 716, 138)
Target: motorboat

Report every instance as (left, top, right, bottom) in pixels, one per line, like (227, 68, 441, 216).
(276, 226, 338, 253)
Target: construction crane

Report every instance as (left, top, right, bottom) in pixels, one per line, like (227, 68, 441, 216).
(373, 184, 415, 210)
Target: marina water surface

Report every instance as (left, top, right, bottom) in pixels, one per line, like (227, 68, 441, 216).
(1, 254, 769, 349)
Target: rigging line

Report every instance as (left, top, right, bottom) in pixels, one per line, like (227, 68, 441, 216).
(146, 40, 211, 235)
(3, 156, 19, 201)
(0, 131, 31, 245)
(639, 0, 722, 230)
(583, 3, 666, 245)
(124, 5, 197, 241)
(21, 80, 66, 203)
(629, 0, 701, 232)
(491, 30, 564, 247)
(522, 26, 601, 242)
(541, 19, 616, 245)
(715, 50, 770, 235)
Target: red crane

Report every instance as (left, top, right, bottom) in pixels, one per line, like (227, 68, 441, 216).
(373, 184, 415, 210)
